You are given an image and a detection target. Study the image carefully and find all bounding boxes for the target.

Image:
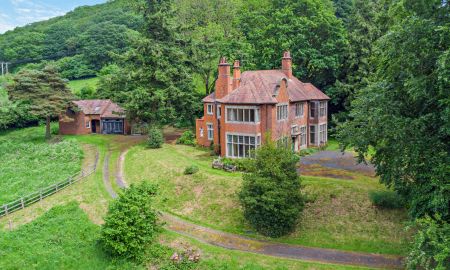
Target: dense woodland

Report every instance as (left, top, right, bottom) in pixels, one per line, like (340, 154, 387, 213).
(0, 0, 448, 269)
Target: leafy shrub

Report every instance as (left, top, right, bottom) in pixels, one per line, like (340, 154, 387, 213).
(184, 165, 199, 175)
(51, 124, 59, 135)
(222, 158, 255, 172)
(177, 130, 195, 146)
(147, 126, 164, 149)
(100, 182, 161, 261)
(407, 215, 450, 270)
(368, 190, 405, 209)
(238, 140, 304, 237)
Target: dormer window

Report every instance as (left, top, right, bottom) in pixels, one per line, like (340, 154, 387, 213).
(207, 104, 213, 115)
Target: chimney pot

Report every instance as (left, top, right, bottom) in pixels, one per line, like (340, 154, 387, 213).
(282, 51, 292, 78)
(233, 60, 241, 90)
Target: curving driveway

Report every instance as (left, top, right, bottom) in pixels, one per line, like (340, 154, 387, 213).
(106, 141, 403, 269)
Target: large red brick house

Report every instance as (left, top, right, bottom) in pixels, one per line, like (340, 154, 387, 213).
(196, 51, 330, 158)
(59, 99, 130, 135)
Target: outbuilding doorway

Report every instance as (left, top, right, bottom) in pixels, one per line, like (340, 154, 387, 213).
(91, 120, 100, 133)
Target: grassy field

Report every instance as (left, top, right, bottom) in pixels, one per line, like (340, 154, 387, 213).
(125, 143, 410, 255)
(68, 77, 99, 95)
(0, 126, 83, 205)
(0, 201, 376, 270)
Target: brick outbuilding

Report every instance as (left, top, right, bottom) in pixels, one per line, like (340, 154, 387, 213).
(196, 51, 330, 158)
(59, 99, 130, 135)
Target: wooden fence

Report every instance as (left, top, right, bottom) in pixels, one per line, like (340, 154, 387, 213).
(0, 151, 99, 217)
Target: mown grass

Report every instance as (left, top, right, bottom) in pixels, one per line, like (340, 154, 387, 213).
(0, 201, 376, 270)
(125, 143, 410, 255)
(0, 125, 83, 205)
(68, 77, 99, 95)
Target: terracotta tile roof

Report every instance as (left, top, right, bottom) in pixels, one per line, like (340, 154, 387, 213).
(72, 99, 125, 118)
(202, 92, 216, 102)
(213, 70, 329, 104)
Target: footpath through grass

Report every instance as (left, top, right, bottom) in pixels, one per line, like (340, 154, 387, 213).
(0, 125, 83, 205)
(125, 143, 410, 255)
(0, 202, 376, 270)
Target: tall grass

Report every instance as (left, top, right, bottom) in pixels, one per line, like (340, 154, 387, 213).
(0, 125, 83, 204)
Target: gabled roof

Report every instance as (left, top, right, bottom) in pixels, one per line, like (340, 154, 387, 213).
(72, 99, 125, 118)
(209, 70, 329, 104)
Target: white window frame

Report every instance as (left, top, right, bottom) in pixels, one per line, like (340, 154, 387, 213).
(319, 123, 327, 144)
(225, 105, 260, 124)
(295, 102, 304, 118)
(291, 124, 300, 135)
(310, 101, 318, 118)
(300, 125, 307, 148)
(86, 120, 90, 129)
(309, 124, 317, 145)
(217, 105, 221, 119)
(207, 104, 213, 115)
(276, 103, 288, 121)
(319, 101, 327, 117)
(206, 123, 213, 141)
(226, 132, 261, 158)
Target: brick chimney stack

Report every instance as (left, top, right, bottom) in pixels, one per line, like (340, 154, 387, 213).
(232, 60, 241, 90)
(215, 57, 232, 99)
(282, 51, 292, 78)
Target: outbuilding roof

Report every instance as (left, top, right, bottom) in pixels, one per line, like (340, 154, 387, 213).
(72, 99, 125, 118)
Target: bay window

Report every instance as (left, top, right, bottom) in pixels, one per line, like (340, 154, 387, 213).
(226, 134, 261, 158)
(310, 125, 316, 145)
(226, 106, 259, 123)
(319, 123, 327, 144)
(319, 101, 327, 117)
(300, 126, 307, 146)
(310, 102, 317, 118)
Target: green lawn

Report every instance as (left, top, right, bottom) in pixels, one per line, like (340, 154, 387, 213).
(0, 202, 376, 270)
(125, 143, 410, 255)
(0, 125, 83, 205)
(68, 77, 99, 95)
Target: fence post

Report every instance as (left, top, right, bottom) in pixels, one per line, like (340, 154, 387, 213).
(55, 183, 58, 192)
(4, 204, 8, 216)
(21, 198, 24, 209)
(39, 190, 43, 201)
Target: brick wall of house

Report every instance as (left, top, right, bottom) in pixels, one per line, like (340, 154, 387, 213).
(59, 110, 91, 135)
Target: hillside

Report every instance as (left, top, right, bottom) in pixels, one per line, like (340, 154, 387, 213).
(0, 0, 142, 80)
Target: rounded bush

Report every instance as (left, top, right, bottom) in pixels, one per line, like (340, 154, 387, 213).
(177, 130, 195, 146)
(100, 182, 161, 261)
(369, 190, 405, 209)
(147, 126, 164, 149)
(184, 165, 199, 175)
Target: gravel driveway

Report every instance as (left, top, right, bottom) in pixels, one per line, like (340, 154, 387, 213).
(299, 151, 376, 178)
